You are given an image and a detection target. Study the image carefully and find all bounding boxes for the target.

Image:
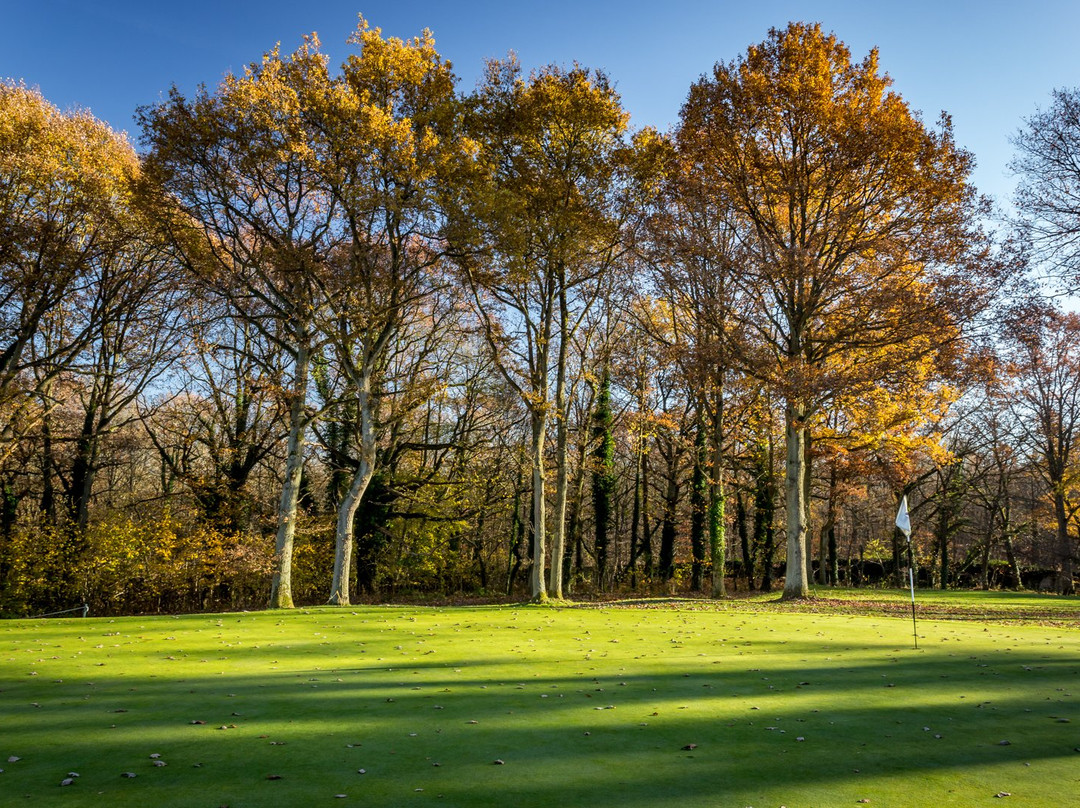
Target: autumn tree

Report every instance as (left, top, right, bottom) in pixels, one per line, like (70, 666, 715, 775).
(292, 18, 467, 606)
(1003, 306, 1080, 594)
(0, 83, 142, 467)
(678, 22, 994, 598)
(140, 40, 337, 608)
(642, 139, 746, 596)
(448, 59, 633, 600)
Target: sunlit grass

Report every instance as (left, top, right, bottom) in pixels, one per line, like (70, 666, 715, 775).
(2, 593, 1078, 807)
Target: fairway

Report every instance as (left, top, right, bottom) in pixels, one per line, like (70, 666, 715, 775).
(2, 595, 1079, 807)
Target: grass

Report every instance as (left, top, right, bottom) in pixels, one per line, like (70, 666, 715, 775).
(1, 590, 1078, 807)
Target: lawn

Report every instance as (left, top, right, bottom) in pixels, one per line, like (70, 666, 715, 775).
(1, 590, 1078, 807)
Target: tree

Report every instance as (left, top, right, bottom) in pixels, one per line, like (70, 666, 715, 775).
(1004, 306, 1080, 594)
(140, 39, 337, 608)
(678, 22, 993, 598)
(299, 18, 466, 606)
(1011, 88, 1080, 285)
(449, 59, 632, 600)
(0, 83, 141, 467)
(643, 139, 742, 597)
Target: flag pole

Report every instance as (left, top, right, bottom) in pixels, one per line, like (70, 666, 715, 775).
(896, 495, 917, 650)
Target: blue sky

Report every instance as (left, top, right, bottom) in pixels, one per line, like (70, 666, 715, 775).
(4, 1, 1079, 209)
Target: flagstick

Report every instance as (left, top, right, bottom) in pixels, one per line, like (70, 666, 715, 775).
(907, 545, 918, 650)
(896, 495, 917, 650)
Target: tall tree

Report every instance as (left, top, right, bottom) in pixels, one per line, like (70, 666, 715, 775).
(0, 83, 141, 467)
(300, 18, 465, 606)
(1004, 306, 1080, 594)
(140, 39, 337, 607)
(678, 22, 993, 598)
(448, 59, 631, 600)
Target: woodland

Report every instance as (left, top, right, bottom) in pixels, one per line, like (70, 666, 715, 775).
(2, 19, 1080, 616)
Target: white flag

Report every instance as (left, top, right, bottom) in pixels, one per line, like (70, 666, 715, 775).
(895, 495, 911, 538)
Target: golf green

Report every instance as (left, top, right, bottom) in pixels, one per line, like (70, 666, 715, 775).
(2, 595, 1078, 807)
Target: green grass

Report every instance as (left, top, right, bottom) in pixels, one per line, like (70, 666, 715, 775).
(2, 591, 1079, 807)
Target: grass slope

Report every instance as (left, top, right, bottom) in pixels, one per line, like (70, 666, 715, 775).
(1, 591, 1078, 807)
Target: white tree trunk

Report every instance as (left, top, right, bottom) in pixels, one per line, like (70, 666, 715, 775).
(783, 402, 810, 598)
(530, 410, 548, 601)
(329, 370, 377, 606)
(328, 456, 374, 606)
(549, 412, 568, 599)
(270, 337, 310, 609)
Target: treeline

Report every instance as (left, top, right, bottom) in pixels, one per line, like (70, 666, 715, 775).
(1, 20, 1077, 616)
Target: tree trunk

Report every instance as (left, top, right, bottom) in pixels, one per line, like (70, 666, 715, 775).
(329, 371, 376, 606)
(690, 419, 707, 592)
(709, 388, 726, 598)
(827, 523, 838, 586)
(641, 449, 653, 578)
(269, 336, 311, 609)
(659, 446, 679, 582)
(1001, 499, 1021, 590)
(1054, 490, 1074, 594)
(530, 409, 548, 601)
(629, 431, 642, 590)
(564, 457, 583, 594)
(783, 402, 810, 598)
(737, 490, 753, 590)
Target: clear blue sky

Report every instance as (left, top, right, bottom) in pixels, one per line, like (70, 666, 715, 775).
(4, 0, 1079, 209)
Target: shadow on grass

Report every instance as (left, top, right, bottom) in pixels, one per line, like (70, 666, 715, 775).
(3, 631, 1079, 808)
